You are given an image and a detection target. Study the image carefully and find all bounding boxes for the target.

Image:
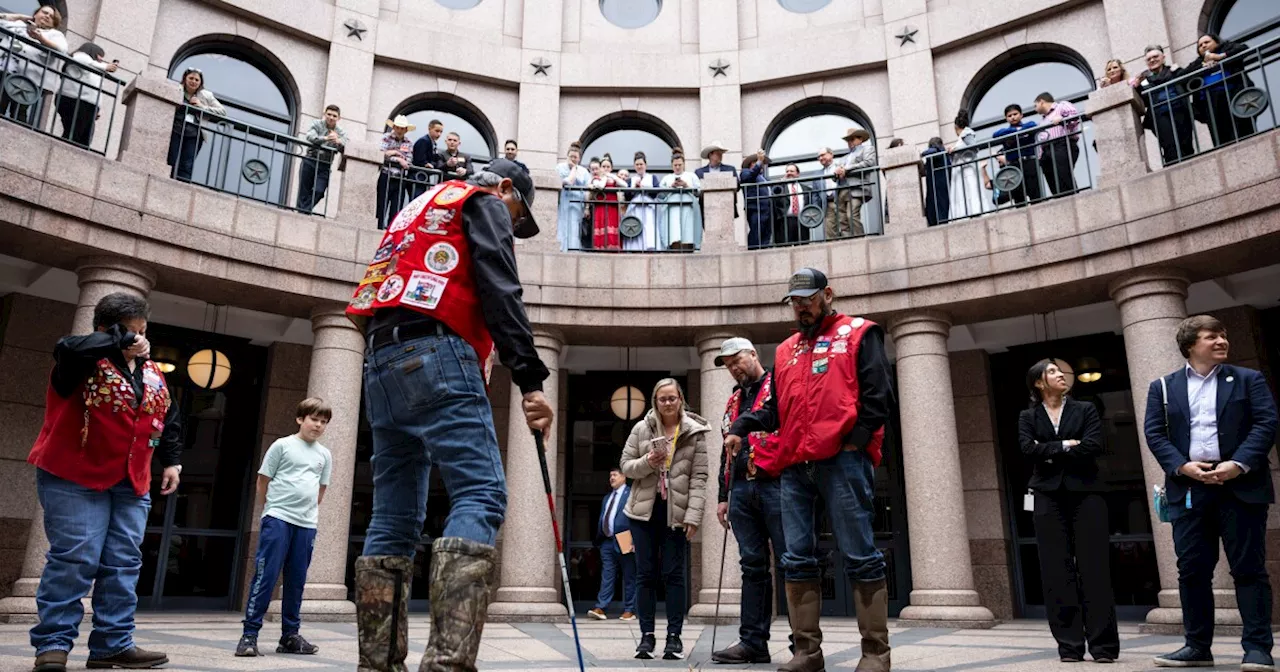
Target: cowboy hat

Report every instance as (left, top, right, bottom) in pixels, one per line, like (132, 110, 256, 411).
(385, 115, 416, 131)
(842, 127, 871, 142)
(699, 141, 731, 159)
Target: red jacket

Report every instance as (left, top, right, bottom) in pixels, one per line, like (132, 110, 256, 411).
(723, 371, 784, 478)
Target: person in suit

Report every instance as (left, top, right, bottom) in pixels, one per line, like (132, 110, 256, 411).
(778, 163, 819, 245)
(439, 131, 474, 180)
(1018, 358, 1119, 664)
(589, 468, 636, 621)
(411, 119, 443, 170)
(1145, 314, 1278, 671)
(740, 152, 773, 249)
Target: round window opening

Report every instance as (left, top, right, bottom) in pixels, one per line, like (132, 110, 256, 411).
(600, 0, 661, 29)
(435, 0, 481, 8)
(779, 0, 832, 13)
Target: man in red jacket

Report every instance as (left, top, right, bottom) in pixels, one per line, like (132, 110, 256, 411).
(27, 293, 182, 672)
(725, 268, 894, 672)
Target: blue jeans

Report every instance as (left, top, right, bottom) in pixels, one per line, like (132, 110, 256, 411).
(594, 538, 637, 613)
(30, 469, 150, 658)
(243, 515, 317, 637)
(781, 449, 884, 583)
(361, 333, 507, 556)
(729, 477, 787, 651)
(631, 497, 688, 636)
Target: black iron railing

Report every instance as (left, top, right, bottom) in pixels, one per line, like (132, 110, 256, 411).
(1139, 34, 1279, 166)
(376, 165, 444, 230)
(168, 105, 342, 216)
(922, 115, 1094, 226)
(560, 185, 702, 252)
(739, 168, 883, 249)
(0, 26, 124, 154)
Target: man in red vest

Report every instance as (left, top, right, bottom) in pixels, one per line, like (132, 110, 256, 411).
(348, 159, 554, 672)
(724, 268, 894, 672)
(710, 337, 790, 665)
(27, 292, 182, 672)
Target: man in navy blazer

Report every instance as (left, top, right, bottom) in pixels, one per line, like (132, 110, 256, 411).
(1144, 314, 1278, 671)
(588, 468, 636, 621)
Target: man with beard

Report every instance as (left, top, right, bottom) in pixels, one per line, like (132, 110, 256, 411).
(725, 268, 894, 672)
(710, 338, 788, 664)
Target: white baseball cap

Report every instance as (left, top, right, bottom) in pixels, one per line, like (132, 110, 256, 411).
(714, 337, 756, 367)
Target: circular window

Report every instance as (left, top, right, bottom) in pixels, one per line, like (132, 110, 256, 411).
(435, 0, 481, 8)
(600, 0, 661, 29)
(779, 0, 832, 13)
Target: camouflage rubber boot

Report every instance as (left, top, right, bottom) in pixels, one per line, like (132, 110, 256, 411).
(356, 555, 413, 672)
(418, 537, 498, 672)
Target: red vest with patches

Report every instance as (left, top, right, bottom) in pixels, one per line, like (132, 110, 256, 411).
(723, 371, 784, 479)
(347, 181, 497, 383)
(29, 358, 172, 496)
(772, 314, 884, 470)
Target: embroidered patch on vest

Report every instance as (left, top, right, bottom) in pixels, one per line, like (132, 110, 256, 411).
(401, 270, 449, 310)
(351, 284, 376, 310)
(425, 242, 460, 274)
(376, 274, 406, 302)
(434, 185, 469, 205)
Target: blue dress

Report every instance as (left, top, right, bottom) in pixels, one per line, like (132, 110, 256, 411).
(556, 163, 590, 251)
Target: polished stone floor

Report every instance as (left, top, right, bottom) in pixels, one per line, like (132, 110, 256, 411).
(0, 614, 1250, 671)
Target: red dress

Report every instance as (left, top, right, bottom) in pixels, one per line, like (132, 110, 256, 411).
(591, 174, 622, 250)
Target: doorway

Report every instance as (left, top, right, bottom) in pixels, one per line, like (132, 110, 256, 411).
(137, 324, 267, 610)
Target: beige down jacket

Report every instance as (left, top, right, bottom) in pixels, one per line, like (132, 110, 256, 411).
(620, 408, 710, 529)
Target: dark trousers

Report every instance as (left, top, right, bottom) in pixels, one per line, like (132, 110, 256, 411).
(1032, 491, 1119, 659)
(57, 98, 97, 147)
(167, 127, 200, 181)
(746, 210, 772, 249)
(729, 477, 787, 652)
(0, 90, 38, 126)
(1039, 138, 1080, 196)
(242, 515, 317, 637)
(1202, 89, 1256, 148)
(1008, 156, 1043, 204)
(1150, 105, 1196, 166)
(1172, 489, 1273, 654)
(631, 496, 688, 636)
(376, 171, 409, 229)
(296, 156, 332, 213)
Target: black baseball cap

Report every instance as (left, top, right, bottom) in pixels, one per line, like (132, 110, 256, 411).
(782, 268, 829, 302)
(479, 158, 540, 239)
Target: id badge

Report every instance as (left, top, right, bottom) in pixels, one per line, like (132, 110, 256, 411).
(812, 357, 829, 375)
(1023, 490, 1035, 512)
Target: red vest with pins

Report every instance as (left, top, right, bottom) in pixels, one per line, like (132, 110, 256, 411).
(772, 314, 884, 470)
(347, 181, 497, 383)
(29, 358, 172, 495)
(723, 371, 784, 478)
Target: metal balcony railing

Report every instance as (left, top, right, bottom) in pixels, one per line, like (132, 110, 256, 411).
(560, 185, 703, 253)
(740, 169, 884, 249)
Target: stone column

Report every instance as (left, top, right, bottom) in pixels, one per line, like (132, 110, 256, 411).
(520, 0, 563, 172)
(889, 312, 997, 628)
(0, 257, 156, 622)
(883, 0, 940, 146)
(1087, 85, 1151, 187)
(880, 145, 928, 235)
(1109, 269, 1240, 631)
(700, 173, 744, 253)
(284, 307, 364, 620)
(118, 76, 182, 177)
(336, 143, 384, 230)
(489, 329, 565, 621)
(688, 331, 742, 623)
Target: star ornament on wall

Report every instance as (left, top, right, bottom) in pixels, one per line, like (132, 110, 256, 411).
(343, 18, 367, 41)
(895, 25, 918, 47)
(531, 57, 552, 76)
(709, 58, 730, 78)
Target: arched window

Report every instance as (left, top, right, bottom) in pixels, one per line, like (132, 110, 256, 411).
(762, 99, 875, 176)
(600, 0, 661, 29)
(391, 98, 497, 166)
(1209, 0, 1280, 43)
(578, 114, 681, 172)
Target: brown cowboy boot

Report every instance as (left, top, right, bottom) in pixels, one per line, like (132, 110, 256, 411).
(778, 581, 825, 672)
(356, 555, 413, 672)
(418, 537, 498, 672)
(853, 579, 891, 672)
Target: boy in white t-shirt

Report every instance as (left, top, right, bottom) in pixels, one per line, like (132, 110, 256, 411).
(235, 398, 333, 657)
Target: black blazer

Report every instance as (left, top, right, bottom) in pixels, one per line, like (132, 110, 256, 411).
(1018, 397, 1105, 492)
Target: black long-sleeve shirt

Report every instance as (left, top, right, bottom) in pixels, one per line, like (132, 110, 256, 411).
(718, 370, 770, 503)
(729, 324, 893, 452)
(372, 193, 550, 395)
(51, 325, 184, 467)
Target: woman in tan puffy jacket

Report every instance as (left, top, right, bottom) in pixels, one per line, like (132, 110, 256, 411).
(620, 378, 709, 661)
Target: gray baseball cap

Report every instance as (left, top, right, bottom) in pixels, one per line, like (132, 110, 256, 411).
(782, 267, 829, 302)
(714, 337, 757, 367)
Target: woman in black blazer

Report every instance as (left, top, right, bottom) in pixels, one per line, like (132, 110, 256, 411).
(1019, 358, 1119, 663)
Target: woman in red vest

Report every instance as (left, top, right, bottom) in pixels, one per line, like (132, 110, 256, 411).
(27, 293, 182, 672)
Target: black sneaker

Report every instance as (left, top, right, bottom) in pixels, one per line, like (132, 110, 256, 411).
(663, 634, 684, 660)
(1243, 650, 1276, 672)
(635, 633, 657, 660)
(277, 633, 319, 655)
(235, 634, 260, 657)
(1152, 646, 1214, 667)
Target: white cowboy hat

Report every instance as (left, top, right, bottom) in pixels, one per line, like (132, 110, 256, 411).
(385, 115, 416, 131)
(700, 141, 731, 159)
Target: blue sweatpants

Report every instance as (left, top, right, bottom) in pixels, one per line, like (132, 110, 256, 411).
(242, 515, 316, 637)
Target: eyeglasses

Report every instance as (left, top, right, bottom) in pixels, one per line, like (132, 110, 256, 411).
(656, 396, 681, 405)
(786, 294, 819, 307)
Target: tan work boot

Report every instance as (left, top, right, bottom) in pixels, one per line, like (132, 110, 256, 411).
(778, 581, 825, 672)
(33, 650, 67, 672)
(853, 579, 891, 672)
(418, 537, 498, 672)
(356, 555, 413, 672)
